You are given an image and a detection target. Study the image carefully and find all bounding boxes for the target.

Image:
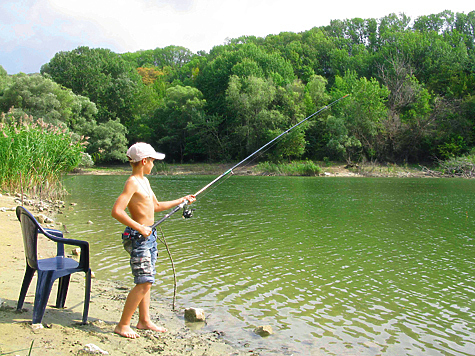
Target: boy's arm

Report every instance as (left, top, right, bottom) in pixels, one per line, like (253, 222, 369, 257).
(112, 179, 152, 237)
(152, 194, 196, 213)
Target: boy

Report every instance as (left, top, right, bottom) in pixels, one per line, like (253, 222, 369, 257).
(111, 142, 195, 339)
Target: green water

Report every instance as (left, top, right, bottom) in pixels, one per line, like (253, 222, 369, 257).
(61, 175, 475, 355)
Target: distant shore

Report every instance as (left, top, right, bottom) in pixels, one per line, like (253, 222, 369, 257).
(71, 162, 438, 178)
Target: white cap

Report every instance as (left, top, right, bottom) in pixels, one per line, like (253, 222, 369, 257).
(126, 142, 165, 162)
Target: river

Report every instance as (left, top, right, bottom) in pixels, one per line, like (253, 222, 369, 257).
(61, 175, 475, 355)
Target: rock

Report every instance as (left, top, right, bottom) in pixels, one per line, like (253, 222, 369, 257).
(184, 307, 206, 322)
(70, 202, 78, 206)
(87, 220, 93, 224)
(78, 343, 109, 355)
(0, 207, 6, 212)
(254, 325, 274, 337)
(36, 214, 46, 224)
(0, 299, 15, 311)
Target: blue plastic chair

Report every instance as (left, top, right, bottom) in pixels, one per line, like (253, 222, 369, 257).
(16, 206, 91, 325)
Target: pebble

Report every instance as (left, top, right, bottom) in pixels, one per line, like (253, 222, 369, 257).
(78, 344, 109, 355)
(254, 325, 274, 337)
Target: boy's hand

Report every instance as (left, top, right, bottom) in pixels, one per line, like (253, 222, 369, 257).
(183, 195, 196, 204)
(138, 225, 152, 237)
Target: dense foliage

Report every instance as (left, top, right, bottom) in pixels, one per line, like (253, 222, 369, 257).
(1, 10, 475, 166)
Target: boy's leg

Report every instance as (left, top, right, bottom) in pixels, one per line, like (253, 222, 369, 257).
(114, 282, 152, 338)
(136, 235, 166, 333)
(136, 287, 167, 332)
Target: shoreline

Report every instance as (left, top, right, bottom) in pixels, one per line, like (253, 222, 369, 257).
(72, 162, 440, 178)
(0, 193, 247, 356)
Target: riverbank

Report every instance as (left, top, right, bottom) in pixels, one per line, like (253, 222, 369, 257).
(0, 194, 248, 356)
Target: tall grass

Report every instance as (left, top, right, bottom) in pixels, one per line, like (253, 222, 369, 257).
(253, 160, 323, 176)
(0, 113, 86, 199)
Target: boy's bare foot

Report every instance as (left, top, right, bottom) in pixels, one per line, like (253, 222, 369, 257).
(136, 321, 167, 333)
(114, 324, 140, 339)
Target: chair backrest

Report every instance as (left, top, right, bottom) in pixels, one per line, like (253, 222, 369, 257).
(16, 206, 39, 270)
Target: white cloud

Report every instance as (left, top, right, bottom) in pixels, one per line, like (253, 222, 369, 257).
(1, 0, 473, 73)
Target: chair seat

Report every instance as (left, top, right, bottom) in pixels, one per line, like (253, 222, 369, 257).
(37, 257, 79, 271)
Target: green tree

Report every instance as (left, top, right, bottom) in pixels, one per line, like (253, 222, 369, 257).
(226, 75, 278, 156)
(197, 42, 295, 116)
(152, 85, 207, 162)
(0, 65, 8, 96)
(87, 119, 129, 163)
(325, 115, 362, 162)
(330, 70, 389, 161)
(0, 73, 95, 126)
(0, 73, 129, 163)
(41, 46, 142, 125)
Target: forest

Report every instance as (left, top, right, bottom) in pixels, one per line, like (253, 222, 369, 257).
(1, 10, 475, 166)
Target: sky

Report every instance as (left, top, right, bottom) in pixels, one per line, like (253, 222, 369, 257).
(0, 0, 473, 75)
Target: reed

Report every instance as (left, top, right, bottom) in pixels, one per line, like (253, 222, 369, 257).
(253, 160, 323, 176)
(0, 113, 86, 199)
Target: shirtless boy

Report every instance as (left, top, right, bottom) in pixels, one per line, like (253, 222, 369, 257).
(111, 142, 195, 339)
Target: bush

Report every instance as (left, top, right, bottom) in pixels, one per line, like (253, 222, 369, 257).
(438, 154, 475, 177)
(253, 160, 323, 176)
(0, 113, 87, 198)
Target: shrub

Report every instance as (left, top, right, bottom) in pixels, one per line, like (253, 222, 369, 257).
(438, 154, 475, 177)
(253, 160, 322, 176)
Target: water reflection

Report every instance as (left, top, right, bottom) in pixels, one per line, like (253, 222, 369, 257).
(62, 175, 475, 355)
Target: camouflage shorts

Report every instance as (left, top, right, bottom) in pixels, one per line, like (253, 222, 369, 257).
(122, 227, 157, 284)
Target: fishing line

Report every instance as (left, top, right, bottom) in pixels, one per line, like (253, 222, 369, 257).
(156, 225, 177, 311)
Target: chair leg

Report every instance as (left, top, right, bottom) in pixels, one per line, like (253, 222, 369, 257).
(17, 266, 35, 311)
(82, 269, 92, 325)
(32, 271, 55, 324)
(56, 275, 71, 308)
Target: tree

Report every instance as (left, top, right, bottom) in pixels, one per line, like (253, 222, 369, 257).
(41, 46, 142, 125)
(87, 119, 129, 163)
(0, 73, 95, 127)
(197, 42, 295, 116)
(0, 65, 8, 96)
(0, 73, 129, 163)
(226, 75, 278, 156)
(330, 70, 389, 161)
(152, 85, 207, 162)
(325, 115, 362, 162)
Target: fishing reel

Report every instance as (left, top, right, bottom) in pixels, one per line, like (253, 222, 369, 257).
(182, 206, 195, 219)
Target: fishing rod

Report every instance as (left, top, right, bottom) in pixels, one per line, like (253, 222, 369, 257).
(151, 94, 349, 229)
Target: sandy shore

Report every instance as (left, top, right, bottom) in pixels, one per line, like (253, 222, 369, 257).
(0, 194, 248, 356)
